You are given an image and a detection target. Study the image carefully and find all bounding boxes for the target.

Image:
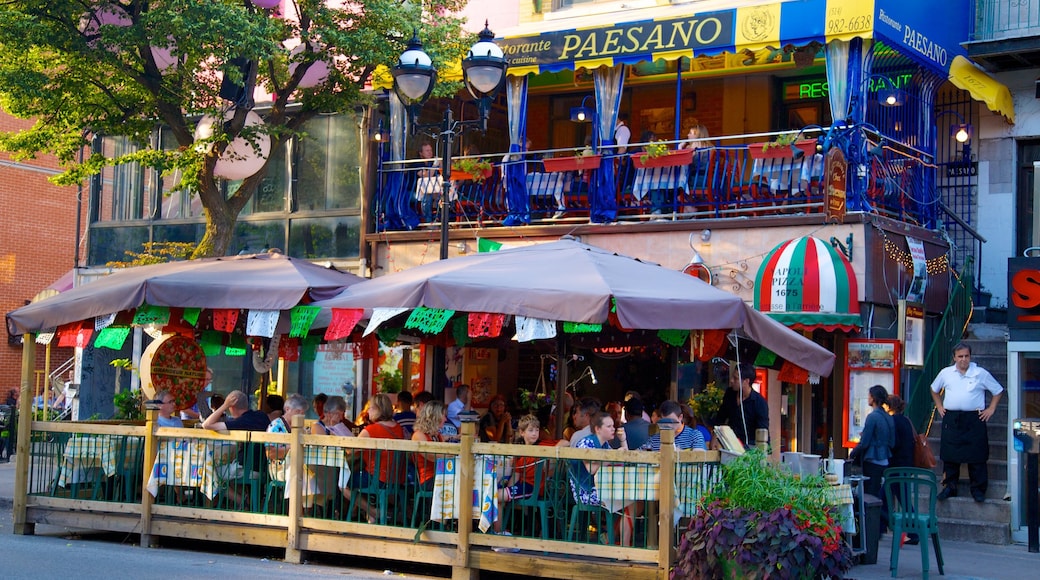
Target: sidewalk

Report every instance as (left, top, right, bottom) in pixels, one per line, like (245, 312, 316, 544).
(2, 458, 1040, 578)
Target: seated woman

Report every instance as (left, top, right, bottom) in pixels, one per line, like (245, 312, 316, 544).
(354, 393, 406, 524)
(314, 395, 356, 437)
(493, 414, 547, 537)
(479, 395, 514, 443)
(411, 400, 448, 492)
(265, 394, 309, 484)
(568, 411, 633, 546)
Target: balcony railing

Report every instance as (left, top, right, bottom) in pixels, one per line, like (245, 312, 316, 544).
(374, 128, 935, 231)
(973, 0, 1040, 41)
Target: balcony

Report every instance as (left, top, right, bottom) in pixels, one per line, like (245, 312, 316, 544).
(967, 0, 1040, 71)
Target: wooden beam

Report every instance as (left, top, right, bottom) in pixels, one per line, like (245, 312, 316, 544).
(13, 333, 36, 535)
(470, 551, 659, 580)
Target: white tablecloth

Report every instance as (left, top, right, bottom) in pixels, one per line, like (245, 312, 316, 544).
(430, 454, 501, 532)
(632, 165, 689, 201)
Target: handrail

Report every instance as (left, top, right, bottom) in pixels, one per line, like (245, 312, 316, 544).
(906, 257, 974, 433)
(940, 202, 987, 243)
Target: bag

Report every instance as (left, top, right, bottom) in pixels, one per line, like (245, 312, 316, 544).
(914, 433, 937, 469)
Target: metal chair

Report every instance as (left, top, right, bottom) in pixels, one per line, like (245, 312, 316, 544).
(883, 466, 944, 579)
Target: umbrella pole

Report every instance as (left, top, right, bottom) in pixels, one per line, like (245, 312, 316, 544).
(554, 332, 568, 440)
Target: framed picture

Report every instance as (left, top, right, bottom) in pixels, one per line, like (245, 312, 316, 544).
(842, 339, 901, 447)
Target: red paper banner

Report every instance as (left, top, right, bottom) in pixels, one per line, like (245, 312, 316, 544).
(325, 308, 365, 341)
(278, 336, 300, 362)
(212, 309, 240, 333)
(691, 329, 727, 361)
(468, 312, 505, 338)
(778, 360, 809, 383)
(57, 321, 93, 349)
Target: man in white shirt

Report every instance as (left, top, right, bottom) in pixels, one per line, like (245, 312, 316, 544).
(930, 342, 1004, 502)
(446, 384, 470, 429)
(615, 113, 631, 154)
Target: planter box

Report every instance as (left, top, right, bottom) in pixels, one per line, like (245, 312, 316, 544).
(450, 168, 492, 182)
(542, 154, 602, 173)
(748, 139, 817, 160)
(632, 148, 694, 169)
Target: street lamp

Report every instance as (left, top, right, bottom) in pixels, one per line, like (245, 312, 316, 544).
(392, 22, 507, 260)
(392, 23, 506, 399)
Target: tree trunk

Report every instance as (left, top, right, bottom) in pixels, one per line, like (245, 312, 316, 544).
(192, 177, 239, 259)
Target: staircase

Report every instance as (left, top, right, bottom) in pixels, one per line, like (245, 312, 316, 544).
(930, 323, 1011, 545)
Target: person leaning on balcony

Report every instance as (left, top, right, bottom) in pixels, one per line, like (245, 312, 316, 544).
(930, 342, 1004, 502)
(416, 141, 441, 223)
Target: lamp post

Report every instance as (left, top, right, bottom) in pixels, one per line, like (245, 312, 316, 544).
(392, 23, 506, 397)
(392, 23, 507, 260)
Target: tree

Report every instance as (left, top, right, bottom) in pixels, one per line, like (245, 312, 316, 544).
(0, 0, 471, 258)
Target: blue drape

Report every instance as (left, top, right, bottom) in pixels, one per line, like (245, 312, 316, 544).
(503, 76, 530, 226)
(381, 92, 419, 231)
(591, 65, 624, 223)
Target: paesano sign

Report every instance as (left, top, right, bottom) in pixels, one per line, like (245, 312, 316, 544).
(1009, 258, 1040, 339)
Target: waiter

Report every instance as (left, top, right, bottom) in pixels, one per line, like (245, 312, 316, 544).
(930, 342, 1004, 502)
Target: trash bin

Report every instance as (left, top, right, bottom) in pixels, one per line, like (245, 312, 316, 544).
(859, 493, 883, 565)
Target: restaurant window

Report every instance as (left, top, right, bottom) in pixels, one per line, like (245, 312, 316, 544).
(296, 115, 362, 212)
(157, 127, 204, 220)
(93, 135, 153, 222)
(88, 225, 149, 265)
(288, 216, 361, 259)
(230, 219, 286, 256)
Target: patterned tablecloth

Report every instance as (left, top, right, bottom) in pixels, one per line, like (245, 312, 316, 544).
(632, 165, 689, 201)
(146, 439, 238, 500)
(273, 446, 352, 508)
(58, 435, 141, 487)
(430, 455, 500, 532)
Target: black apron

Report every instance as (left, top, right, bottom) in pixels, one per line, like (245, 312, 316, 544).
(939, 410, 988, 464)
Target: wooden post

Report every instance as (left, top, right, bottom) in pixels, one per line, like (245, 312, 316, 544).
(657, 423, 677, 579)
(453, 418, 478, 580)
(284, 413, 305, 564)
(140, 408, 159, 547)
(13, 333, 36, 535)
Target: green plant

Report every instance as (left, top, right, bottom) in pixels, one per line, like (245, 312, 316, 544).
(673, 448, 853, 579)
(687, 381, 724, 420)
(639, 140, 669, 163)
(113, 389, 143, 421)
(518, 388, 554, 413)
(376, 369, 403, 394)
(451, 158, 493, 183)
(761, 132, 799, 152)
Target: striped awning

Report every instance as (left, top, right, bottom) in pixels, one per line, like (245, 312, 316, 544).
(754, 236, 861, 332)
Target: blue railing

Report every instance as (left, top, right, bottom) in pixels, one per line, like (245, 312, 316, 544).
(972, 0, 1040, 42)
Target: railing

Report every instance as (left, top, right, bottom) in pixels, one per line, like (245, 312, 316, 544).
(374, 130, 933, 231)
(15, 414, 720, 579)
(972, 0, 1040, 42)
(906, 258, 975, 433)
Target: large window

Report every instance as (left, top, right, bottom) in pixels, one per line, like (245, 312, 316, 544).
(297, 115, 362, 212)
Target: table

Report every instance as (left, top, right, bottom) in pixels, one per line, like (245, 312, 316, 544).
(827, 482, 855, 533)
(146, 438, 238, 500)
(525, 172, 566, 210)
(632, 165, 689, 201)
(751, 155, 822, 194)
(58, 435, 141, 487)
(276, 445, 353, 509)
(430, 455, 501, 533)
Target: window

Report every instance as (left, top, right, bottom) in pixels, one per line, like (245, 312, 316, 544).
(288, 216, 361, 259)
(297, 115, 362, 212)
(94, 136, 152, 222)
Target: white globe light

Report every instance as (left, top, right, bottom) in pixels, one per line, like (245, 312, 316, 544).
(289, 44, 330, 88)
(251, 0, 281, 9)
(194, 110, 272, 181)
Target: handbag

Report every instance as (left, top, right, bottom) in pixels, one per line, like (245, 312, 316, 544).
(913, 411, 938, 469)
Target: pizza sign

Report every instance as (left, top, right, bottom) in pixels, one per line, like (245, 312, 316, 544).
(140, 334, 208, 411)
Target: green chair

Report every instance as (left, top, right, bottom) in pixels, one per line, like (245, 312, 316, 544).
(501, 459, 551, 540)
(263, 478, 287, 514)
(883, 467, 944, 579)
(348, 449, 408, 525)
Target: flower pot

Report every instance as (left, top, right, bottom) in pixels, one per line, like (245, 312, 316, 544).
(632, 148, 694, 169)
(748, 139, 817, 160)
(542, 154, 602, 173)
(450, 168, 492, 182)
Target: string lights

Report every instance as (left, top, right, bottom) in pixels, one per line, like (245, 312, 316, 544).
(877, 225, 950, 275)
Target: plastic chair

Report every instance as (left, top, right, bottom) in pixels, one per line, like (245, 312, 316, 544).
(263, 478, 286, 514)
(883, 467, 944, 579)
(501, 459, 550, 539)
(348, 449, 407, 525)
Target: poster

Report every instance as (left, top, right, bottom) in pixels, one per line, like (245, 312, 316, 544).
(843, 339, 900, 447)
(899, 301, 925, 367)
(906, 237, 928, 303)
(312, 343, 357, 418)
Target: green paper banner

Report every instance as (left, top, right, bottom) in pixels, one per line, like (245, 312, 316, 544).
(657, 329, 690, 347)
(563, 321, 602, 334)
(94, 327, 131, 350)
(289, 305, 321, 338)
(225, 334, 247, 356)
(755, 348, 778, 367)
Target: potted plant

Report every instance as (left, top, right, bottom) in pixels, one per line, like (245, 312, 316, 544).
(687, 381, 724, 422)
(749, 133, 818, 160)
(542, 150, 602, 172)
(673, 448, 854, 579)
(450, 158, 494, 183)
(633, 141, 694, 169)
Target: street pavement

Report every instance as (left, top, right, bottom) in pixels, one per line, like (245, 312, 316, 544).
(2, 458, 1040, 578)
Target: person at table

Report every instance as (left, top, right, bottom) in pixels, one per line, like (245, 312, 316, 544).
(266, 394, 285, 423)
(355, 393, 406, 524)
(416, 141, 441, 223)
(640, 400, 706, 451)
(567, 397, 601, 445)
(848, 385, 894, 502)
(479, 395, 514, 443)
(181, 367, 213, 421)
(604, 401, 623, 448)
(411, 400, 448, 493)
(265, 394, 309, 483)
(715, 363, 768, 448)
(568, 411, 633, 546)
(446, 385, 470, 430)
(312, 393, 328, 421)
(315, 395, 356, 437)
(680, 124, 712, 192)
(682, 402, 712, 447)
(201, 390, 270, 508)
(155, 390, 183, 428)
(493, 414, 546, 537)
(620, 398, 651, 451)
(393, 391, 417, 439)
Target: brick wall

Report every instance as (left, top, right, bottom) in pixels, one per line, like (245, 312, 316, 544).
(0, 112, 82, 402)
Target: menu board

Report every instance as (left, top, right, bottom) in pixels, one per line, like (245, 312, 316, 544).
(842, 339, 901, 447)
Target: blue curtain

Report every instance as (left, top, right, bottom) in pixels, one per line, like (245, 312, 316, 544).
(503, 76, 530, 226)
(591, 65, 625, 223)
(380, 92, 419, 231)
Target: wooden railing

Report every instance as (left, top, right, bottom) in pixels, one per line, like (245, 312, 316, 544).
(13, 413, 720, 580)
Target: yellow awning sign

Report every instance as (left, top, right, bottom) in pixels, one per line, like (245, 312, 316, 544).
(948, 55, 1015, 124)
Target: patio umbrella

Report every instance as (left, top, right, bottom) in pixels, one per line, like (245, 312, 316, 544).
(6, 252, 365, 335)
(311, 239, 835, 377)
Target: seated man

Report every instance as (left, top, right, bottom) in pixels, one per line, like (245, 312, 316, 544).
(640, 400, 706, 451)
(201, 390, 270, 507)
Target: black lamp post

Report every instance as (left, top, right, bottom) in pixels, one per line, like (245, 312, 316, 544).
(392, 23, 507, 260)
(392, 23, 506, 397)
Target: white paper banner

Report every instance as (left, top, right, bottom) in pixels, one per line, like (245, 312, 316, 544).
(246, 310, 280, 338)
(513, 316, 557, 342)
(363, 307, 409, 337)
(35, 332, 55, 345)
(95, 313, 116, 331)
